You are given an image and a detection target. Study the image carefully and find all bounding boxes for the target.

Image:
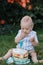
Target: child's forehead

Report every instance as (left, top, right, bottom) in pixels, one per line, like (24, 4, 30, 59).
(21, 20, 33, 26)
(21, 22, 32, 29)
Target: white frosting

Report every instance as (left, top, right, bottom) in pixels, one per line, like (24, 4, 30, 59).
(13, 48, 27, 54)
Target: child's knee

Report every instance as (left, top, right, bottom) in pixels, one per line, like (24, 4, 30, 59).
(30, 52, 37, 57)
(8, 48, 13, 54)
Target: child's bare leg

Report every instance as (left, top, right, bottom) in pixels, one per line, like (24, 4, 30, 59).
(29, 50, 38, 64)
(0, 48, 13, 60)
(39, 60, 43, 63)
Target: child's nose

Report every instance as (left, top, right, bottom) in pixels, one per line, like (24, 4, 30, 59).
(23, 29, 26, 33)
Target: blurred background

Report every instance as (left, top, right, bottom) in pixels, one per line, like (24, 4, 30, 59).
(0, 0, 43, 34)
(0, 0, 43, 65)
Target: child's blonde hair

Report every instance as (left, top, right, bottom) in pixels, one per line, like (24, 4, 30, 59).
(20, 15, 34, 27)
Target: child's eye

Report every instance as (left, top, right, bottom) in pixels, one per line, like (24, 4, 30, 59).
(26, 29, 28, 30)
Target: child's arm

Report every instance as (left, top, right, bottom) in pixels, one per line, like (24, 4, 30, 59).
(30, 36, 38, 46)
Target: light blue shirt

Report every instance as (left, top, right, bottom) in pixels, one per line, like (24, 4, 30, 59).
(15, 30, 38, 51)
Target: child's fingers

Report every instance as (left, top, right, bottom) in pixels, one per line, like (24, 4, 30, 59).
(30, 36, 35, 42)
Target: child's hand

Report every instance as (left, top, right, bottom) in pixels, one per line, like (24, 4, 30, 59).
(20, 32, 27, 39)
(30, 36, 35, 42)
(30, 36, 38, 46)
(15, 32, 27, 43)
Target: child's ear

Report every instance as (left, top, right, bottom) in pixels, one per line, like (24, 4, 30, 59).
(30, 25, 34, 30)
(31, 22, 34, 29)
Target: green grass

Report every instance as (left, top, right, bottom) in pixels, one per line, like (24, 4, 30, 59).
(0, 28, 43, 65)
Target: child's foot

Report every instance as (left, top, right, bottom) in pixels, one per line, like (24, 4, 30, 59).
(0, 57, 3, 61)
(39, 60, 43, 63)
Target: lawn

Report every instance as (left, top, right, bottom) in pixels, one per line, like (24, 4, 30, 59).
(0, 27, 43, 65)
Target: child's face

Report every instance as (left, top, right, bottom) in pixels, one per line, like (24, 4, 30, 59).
(21, 22, 33, 34)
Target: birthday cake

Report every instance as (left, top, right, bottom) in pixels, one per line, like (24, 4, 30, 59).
(12, 48, 30, 64)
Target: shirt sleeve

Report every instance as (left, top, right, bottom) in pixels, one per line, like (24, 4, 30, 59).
(15, 30, 21, 39)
